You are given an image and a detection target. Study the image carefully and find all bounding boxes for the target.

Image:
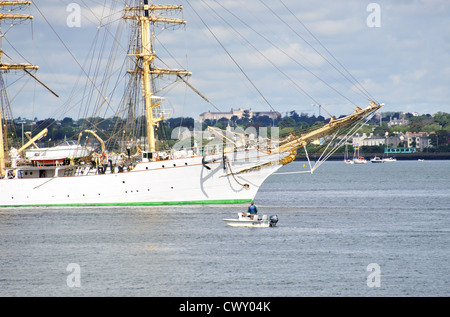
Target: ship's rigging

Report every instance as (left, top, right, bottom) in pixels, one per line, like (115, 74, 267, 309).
(123, 1, 191, 153)
(1, 0, 383, 177)
(0, 1, 39, 177)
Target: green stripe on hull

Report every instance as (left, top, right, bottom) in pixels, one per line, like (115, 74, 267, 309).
(0, 198, 253, 208)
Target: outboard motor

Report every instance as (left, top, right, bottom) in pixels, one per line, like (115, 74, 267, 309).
(269, 215, 278, 227)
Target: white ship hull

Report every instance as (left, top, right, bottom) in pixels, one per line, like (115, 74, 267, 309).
(0, 149, 287, 207)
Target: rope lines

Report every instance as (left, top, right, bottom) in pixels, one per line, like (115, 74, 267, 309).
(10, 1, 380, 159)
(187, 0, 378, 118)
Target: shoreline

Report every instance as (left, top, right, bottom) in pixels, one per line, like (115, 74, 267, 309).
(296, 152, 450, 161)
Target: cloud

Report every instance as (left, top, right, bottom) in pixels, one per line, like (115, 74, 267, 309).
(386, 0, 450, 16)
(33, 1, 121, 28)
(308, 17, 364, 36)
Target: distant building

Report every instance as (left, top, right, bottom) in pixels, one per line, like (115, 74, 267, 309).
(198, 108, 280, 123)
(353, 132, 430, 152)
(387, 117, 409, 127)
(352, 133, 385, 147)
(386, 132, 430, 151)
(407, 132, 430, 151)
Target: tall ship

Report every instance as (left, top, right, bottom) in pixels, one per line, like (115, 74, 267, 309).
(0, 1, 382, 207)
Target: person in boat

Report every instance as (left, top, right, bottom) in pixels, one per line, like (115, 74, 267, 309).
(247, 202, 258, 219)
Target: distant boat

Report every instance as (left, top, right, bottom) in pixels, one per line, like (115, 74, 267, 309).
(352, 146, 367, 164)
(344, 142, 354, 164)
(382, 134, 397, 162)
(418, 159, 425, 162)
(370, 156, 384, 163)
(353, 156, 367, 164)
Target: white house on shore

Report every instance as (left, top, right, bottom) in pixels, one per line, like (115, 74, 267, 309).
(199, 108, 280, 123)
(352, 133, 386, 147)
(352, 132, 430, 151)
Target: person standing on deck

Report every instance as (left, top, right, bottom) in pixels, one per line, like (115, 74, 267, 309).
(247, 202, 258, 219)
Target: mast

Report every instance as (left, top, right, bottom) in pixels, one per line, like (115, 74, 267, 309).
(123, 0, 190, 154)
(278, 101, 384, 153)
(0, 1, 37, 177)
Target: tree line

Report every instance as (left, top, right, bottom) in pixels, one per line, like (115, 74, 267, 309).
(7, 111, 450, 152)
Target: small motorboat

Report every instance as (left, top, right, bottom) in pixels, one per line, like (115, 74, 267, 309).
(223, 213, 278, 228)
(370, 156, 384, 163)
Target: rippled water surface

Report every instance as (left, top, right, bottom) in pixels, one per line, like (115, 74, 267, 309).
(1, 160, 449, 296)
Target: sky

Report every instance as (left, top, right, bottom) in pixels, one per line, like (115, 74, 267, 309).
(2, 0, 449, 121)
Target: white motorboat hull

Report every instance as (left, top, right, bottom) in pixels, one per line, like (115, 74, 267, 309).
(224, 219, 273, 228)
(224, 213, 278, 228)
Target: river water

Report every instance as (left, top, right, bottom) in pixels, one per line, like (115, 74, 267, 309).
(0, 160, 449, 296)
